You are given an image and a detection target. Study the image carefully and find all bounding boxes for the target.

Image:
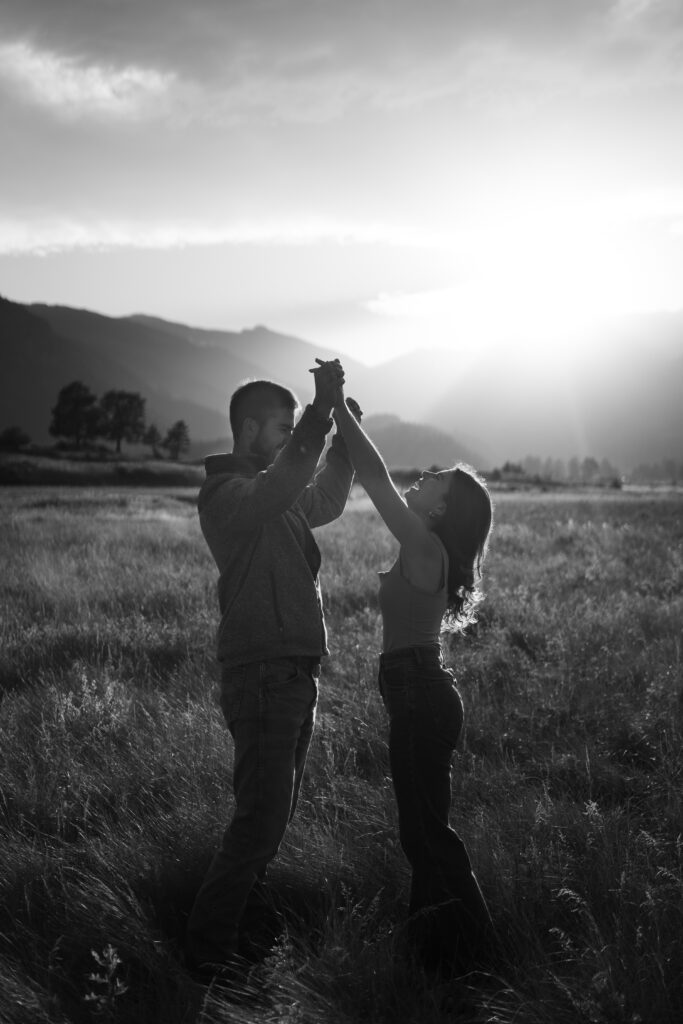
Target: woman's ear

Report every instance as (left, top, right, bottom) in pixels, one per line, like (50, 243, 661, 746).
(429, 501, 447, 520)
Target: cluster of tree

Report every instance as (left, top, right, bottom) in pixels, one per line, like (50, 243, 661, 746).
(491, 455, 623, 486)
(48, 381, 191, 459)
(630, 459, 683, 485)
(512, 455, 682, 486)
(0, 425, 32, 451)
(0, 381, 191, 460)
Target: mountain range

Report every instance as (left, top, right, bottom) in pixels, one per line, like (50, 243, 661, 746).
(1, 293, 681, 471)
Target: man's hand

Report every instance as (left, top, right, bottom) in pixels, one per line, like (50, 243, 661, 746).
(309, 358, 345, 419)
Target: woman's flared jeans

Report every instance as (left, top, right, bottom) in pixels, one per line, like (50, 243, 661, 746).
(378, 645, 495, 973)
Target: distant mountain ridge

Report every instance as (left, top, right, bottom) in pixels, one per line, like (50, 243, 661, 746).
(362, 414, 481, 470)
(1, 294, 682, 470)
(1, 294, 483, 467)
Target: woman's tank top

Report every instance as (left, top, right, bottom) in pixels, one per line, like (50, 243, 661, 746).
(378, 536, 448, 652)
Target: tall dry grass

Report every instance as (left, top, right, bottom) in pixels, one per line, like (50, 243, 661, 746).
(1, 485, 682, 1023)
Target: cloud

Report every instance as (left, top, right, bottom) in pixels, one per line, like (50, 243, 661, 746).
(2, 0, 682, 127)
(0, 40, 174, 119)
(0, 215, 446, 257)
(3, 181, 682, 259)
(366, 287, 459, 319)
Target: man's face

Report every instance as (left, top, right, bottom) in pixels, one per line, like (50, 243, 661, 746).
(251, 405, 295, 465)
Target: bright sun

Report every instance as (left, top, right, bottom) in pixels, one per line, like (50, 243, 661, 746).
(364, 186, 681, 366)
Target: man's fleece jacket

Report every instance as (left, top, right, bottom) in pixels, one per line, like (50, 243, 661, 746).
(198, 404, 354, 667)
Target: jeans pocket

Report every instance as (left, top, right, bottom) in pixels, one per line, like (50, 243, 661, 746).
(262, 658, 302, 687)
(423, 680, 464, 747)
(262, 660, 319, 723)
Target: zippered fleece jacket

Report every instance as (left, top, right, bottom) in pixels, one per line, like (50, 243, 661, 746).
(198, 404, 354, 668)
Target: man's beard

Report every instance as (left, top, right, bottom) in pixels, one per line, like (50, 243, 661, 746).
(251, 432, 280, 465)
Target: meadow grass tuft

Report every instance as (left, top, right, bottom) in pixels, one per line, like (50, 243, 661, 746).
(1, 484, 682, 1022)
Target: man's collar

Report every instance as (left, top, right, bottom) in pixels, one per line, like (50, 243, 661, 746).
(204, 452, 269, 475)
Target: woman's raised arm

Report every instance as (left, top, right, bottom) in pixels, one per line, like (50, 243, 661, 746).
(333, 396, 431, 550)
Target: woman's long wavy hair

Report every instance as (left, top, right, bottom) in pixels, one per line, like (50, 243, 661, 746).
(433, 464, 493, 632)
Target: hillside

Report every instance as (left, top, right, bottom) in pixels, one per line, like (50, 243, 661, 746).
(0, 295, 359, 449)
(1, 294, 485, 468)
(362, 414, 482, 470)
(2, 293, 682, 469)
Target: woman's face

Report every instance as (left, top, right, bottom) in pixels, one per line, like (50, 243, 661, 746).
(404, 469, 453, 517)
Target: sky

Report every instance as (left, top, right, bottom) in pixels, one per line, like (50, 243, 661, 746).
(2, 0, 683, 367)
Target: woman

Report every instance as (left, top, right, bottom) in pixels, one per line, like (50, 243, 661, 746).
(333, 388, 496, 976)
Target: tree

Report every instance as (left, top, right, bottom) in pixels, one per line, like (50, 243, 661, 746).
(581, 456, 600, 484)
(549, 458, 567, 482)
(662, 458, 678, 484)
(162, 420, 190, 461)
(100, 390, 146, 454)
(143, 423, 163, 458)
(522, 455, 542, 478)
(0, 425, 31, 450)
(50, 381, 101, 447)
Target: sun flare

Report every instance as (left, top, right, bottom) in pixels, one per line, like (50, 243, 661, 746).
(364, 185, 683, 368)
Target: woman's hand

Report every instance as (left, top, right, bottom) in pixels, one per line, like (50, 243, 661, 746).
(345, 397, 363, 423)
(332, 390, 363, 428)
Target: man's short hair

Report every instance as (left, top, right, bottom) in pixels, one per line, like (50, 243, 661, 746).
(229, 380, 299, 439)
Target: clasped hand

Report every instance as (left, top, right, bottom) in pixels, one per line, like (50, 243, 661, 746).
(309, 358, 362, 422)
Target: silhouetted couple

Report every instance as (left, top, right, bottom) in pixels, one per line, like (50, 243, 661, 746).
(185, 359, 497, 991)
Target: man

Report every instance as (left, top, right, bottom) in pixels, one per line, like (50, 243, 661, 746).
(186, 359, 354, 983)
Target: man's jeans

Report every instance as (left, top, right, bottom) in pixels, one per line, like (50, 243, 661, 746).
(186, 656, 319, 966)
(378, 644, 495, 972)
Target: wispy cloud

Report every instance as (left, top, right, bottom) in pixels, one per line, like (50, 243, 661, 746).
(2, 1, 683, 126)
(2, 0, 683, 343)
(0, 216, 447, 257)
(3, 183, 682, 257)
(0, 41, 174, 119)
(609, 0, 661, 28)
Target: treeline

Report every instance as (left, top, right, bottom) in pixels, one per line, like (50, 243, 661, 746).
(493, 455, 622, 486)
(499, 454, 683, 486)
(0, 381, 191, 460)
(629, 458, 683, 485)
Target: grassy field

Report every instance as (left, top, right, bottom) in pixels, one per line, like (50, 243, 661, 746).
(1, 483, 682, 1024)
